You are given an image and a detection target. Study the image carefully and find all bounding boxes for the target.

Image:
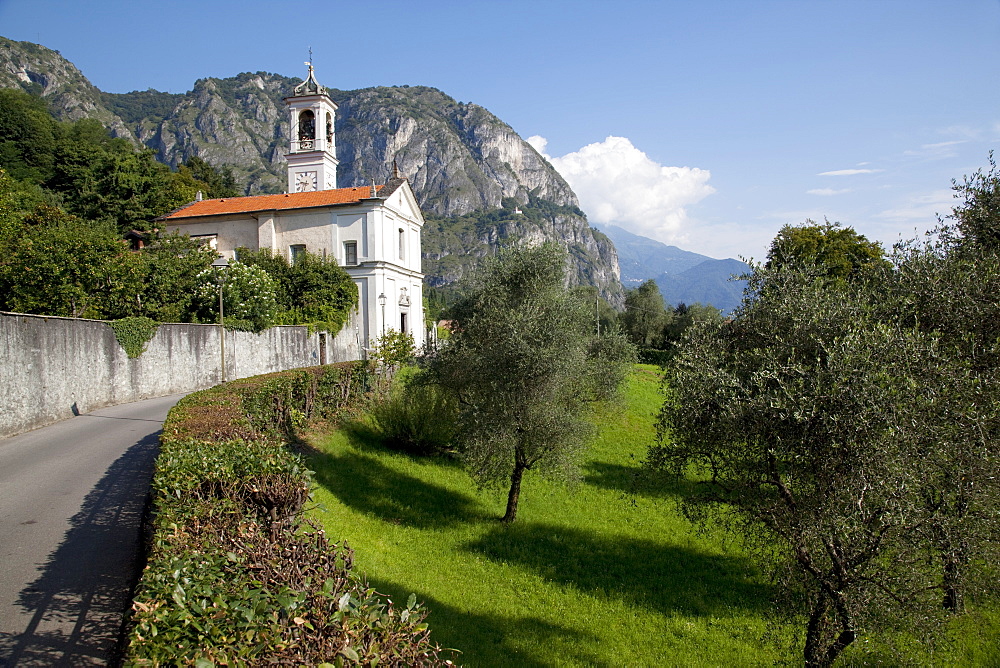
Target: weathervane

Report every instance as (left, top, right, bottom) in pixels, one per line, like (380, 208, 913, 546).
(305, 47, 313, 74)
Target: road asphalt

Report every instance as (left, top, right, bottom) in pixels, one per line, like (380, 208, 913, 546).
(0, 394, 184, 667)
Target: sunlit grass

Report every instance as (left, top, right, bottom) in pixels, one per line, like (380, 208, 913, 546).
(304, 365, 791, 666)
(303, 363, 1000, 665)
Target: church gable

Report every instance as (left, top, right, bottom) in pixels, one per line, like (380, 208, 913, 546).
(380, 179, 424, 226)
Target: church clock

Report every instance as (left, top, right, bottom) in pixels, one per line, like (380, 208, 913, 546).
(295, 171, 318, 192)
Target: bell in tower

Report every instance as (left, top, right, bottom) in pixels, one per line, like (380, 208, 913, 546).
(283, 60, 339, 192)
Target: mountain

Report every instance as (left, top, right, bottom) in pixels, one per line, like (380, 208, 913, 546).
(0, 37, 623, 306)
(594, 223, 748, 314)
(655, 259, 748, 315)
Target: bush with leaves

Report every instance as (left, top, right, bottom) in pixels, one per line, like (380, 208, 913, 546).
(236, 247, 359, 335)
(370, 376, 458, 456)
(126, 364, 447, 665)
(138, 232, 218, 322)
(192, 260, 279, 332)
(0, 197, 145, 319)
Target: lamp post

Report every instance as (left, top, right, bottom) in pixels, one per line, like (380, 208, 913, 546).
(377, 292, 387, 337)
(212, 256, 229, 383)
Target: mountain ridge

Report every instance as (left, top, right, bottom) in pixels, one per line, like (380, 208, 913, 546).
(594, 223, 748, 314)
(0, 36, 624, 306)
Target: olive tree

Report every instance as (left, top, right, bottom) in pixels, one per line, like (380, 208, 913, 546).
(429, 243, 634, 523)
(881, 159, 1000, 614)
(649, 256, 993, 666)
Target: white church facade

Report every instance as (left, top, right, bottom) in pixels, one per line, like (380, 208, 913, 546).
(161, 65, 426, 358)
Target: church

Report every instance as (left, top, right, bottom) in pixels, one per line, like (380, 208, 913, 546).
(161, 64, 426, 358)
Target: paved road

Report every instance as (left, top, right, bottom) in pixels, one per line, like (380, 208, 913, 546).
(0, 394, 184, 667)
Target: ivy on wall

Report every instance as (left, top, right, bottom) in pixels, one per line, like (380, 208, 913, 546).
(108, 316, 159, 358)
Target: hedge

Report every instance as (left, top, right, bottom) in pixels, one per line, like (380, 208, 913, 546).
(124, 363, 447, 666)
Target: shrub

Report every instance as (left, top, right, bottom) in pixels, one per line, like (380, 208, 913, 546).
(125, 363, 447, 665)
(369, 377, 458, 456)
(192, 260, 279, 332)
(637, 347, 671, 367)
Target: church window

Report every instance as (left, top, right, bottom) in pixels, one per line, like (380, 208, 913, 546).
(290, 244, 306, 264)
(344, 241, 358, 265)
(191, 233, 218, 250)
(326, 112, 333, 145)
(398, 228, 405, 260)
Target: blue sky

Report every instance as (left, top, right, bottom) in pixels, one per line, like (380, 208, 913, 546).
(1, 0, 998, 259)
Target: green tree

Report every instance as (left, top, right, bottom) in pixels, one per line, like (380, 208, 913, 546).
(177, 156, 239, 199)
(0, 203, 144, 318)
(880, 159, 1000, 613)
(429, 243, 635, 523)
(619, 279, 668, 347)
(650, 261, 972, 666)
(192, 260, 279, 332)
(765, 219, 888, 282)
(660, 302, 723, 351)
(48, 123, 188, 232)
(139, 232, 218, 322)
(948, 151, 1000, 252)
(236, 247, 358, 334)
(570, 285, 619, 336)
(0, 89, 56, 183)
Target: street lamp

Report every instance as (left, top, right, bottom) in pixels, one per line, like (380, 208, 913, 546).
(212, 255, 229, 382)
(377, 292, 387, 337)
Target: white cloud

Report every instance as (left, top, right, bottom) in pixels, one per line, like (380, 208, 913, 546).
(817, 168, 883, 176)
(530, 135, 714, 245)
(807, 188, 851, 196)
(526, 135, 548, 155)
(876, 189, 955, 223)
(903, 140, 969, 159)
(921, 140, 967, 150)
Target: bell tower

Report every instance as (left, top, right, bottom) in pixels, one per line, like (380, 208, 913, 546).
(284, 61, 339, 192)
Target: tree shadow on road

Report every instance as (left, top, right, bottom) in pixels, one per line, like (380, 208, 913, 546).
(0, 430, 159, 667)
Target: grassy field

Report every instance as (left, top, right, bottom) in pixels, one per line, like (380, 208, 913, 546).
(304, 365, 794, 666)
(303, 364, 1000, 666)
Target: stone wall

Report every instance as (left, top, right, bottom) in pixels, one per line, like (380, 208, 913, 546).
(0, 311, 360, 439)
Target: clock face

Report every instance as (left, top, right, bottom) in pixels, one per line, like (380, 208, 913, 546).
(295, 171, 318, 192)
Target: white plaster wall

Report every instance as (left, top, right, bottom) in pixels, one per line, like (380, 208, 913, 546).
(165, 217, 259, 257)
(275, 210, 333, 260)
(336, 213, 366, 261)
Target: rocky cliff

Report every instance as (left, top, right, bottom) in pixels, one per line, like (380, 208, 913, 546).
(0, 37, 623, 305)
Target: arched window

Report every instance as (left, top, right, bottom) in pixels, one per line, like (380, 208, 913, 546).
(326, 112, 333, 145)
(298, 110, 315, 141)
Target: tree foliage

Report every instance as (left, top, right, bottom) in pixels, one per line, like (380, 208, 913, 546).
(948, 151, 1000, 252)
(0, 88, 238, 232)
(428, 243, 635, 523)
(652, 194, 1000, 664)
(0, 191, 145, 318)
(237, 247, 359, 334)
(192, 260, 279, 332)
(619, 279, 668, 347)
(765, 218, 888, 282)
(139, 233, 219, 322)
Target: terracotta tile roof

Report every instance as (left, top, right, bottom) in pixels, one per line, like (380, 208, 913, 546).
(161, 185, 385, 220)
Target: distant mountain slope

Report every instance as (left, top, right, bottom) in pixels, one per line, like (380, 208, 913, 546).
(0, 36, 623, 306)
(594, 223, 748, 314)
(656, 258, 748, 314)
(594, 223, 709, 286)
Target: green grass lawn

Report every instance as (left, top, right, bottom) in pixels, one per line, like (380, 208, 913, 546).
(304, 365, 792, 666)
(303, 364, 1000, 666)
